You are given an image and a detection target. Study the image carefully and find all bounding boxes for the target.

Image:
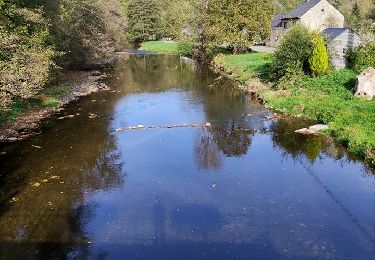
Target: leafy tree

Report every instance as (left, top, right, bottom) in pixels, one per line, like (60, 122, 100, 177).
(126, 0, 163, 44)
(270, 24, 313, 81)
(309, 33, 329, 76)
(0, 0, 56, 107)
(204, 0, 275, 54)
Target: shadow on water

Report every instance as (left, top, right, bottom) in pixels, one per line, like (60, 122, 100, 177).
(0, 54, 375, 259)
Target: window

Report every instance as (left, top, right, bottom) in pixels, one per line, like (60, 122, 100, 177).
(321, 8, 325, 14)
(343, 48, 347, 54)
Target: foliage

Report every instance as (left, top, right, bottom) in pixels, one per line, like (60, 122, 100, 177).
(347, 41, 375, 72)
(212, 53, 274, 83)
(126, 0, 163, 44)
(177, 42, 195, 57)
(203, 0, 275, 54)
(161, 0, 195, 39)
(55, 0, 127, 68)
(0, 0, 57, 108)
(270, 24, 313, 81)
(309, 32, 329, 76)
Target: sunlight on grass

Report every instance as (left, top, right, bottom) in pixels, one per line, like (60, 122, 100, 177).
(139, 41, 179, 55)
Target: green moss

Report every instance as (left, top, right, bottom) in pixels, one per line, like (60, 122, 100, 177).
(139, 41, 180, 55)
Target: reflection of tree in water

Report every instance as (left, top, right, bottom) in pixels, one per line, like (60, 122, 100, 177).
(270, 119, 349, 163)
(0, 100, 124, 258)
(195, 128, 222, 170)
(212, 122, 252, 157)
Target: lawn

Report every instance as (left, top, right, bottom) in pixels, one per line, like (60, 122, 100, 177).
(139, 41, 180, 55)
(212, 53, 274, 83)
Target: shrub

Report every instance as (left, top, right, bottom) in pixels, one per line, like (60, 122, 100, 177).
(177, 42, 195, 57)
(347, 41, 375, 72)
(0, 3, 56, 108)
(309, 32, 329, 76)
(270, 24, 313, 81)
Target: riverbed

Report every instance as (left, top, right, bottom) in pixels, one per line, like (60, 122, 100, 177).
(0, 55, 374, 259)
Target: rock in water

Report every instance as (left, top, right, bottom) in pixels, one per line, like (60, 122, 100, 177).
(354, 67, 375, 100)
(295, 124, 329, 135)
(309, 124, 329, 132)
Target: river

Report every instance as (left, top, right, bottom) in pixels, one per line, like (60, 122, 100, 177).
(0, 55, 374, 259)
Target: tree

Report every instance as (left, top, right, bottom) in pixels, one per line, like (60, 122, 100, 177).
(309, 33, 329, 76)
(203, 0, 275, 54)
(0, 0, 56, 107)
(126, 0, 163, 44)
(270, 24, 314, 81)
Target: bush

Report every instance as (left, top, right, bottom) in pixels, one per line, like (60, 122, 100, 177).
(177, 42, 195, 57)
(347, 41, 375, 72)
(270, 25, 313, 81)
(309, 32, 329, 76)
(0, 3, 56, 108)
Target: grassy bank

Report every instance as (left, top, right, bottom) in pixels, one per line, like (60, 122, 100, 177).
(214, 53, 375, 165)
(213, 53, 274, 83)
(0, 85, 71, 126)
(139, 41, 180, 55)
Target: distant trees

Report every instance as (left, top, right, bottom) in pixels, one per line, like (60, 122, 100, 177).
(203, 0, 275, 54)
(126, 0, 163, 44)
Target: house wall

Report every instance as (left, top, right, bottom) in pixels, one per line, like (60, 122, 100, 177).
(328, 30, 363, 69)
(300, 0, 344, 31)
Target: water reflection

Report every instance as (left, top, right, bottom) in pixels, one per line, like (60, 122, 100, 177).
(0, 54, 374, 259)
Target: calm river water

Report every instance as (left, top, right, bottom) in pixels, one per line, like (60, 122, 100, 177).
(0, 55, 374, 259)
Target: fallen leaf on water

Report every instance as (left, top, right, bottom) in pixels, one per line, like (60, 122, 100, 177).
(32, 182, 41, 188)
(32, 145, 42, 149)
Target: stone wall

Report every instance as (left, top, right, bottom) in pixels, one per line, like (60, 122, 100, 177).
(328, 30, 363, 69)
(301, 0, 344, 31)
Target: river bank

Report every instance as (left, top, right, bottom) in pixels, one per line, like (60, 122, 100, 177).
(0, 70, 109, 143)
(140, 41, 375, 167)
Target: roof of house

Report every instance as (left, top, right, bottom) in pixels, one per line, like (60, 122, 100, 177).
(272, 14, 284, 27)
(323, 28, 351, 41)
(282, 0, 322, 19)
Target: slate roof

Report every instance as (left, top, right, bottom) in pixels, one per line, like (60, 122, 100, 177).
(282, 0, 321, 19)
(272, 14, 284, 27)
(323, 28, 350, 41)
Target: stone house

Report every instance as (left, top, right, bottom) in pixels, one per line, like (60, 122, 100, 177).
(323, 28, 363, 69)
(269, 0, 345, 46)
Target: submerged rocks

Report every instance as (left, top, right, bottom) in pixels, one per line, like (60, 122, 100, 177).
(354, 67, 375, 100)
(295, 124, 329, 135)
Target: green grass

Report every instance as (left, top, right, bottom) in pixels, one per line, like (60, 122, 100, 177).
(139, 41, 180, 55)
(213, 53, 274, 83)
(261, 69, 375, 165)
(44, 84, 71, 98)
(0, 84, 72, 126)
